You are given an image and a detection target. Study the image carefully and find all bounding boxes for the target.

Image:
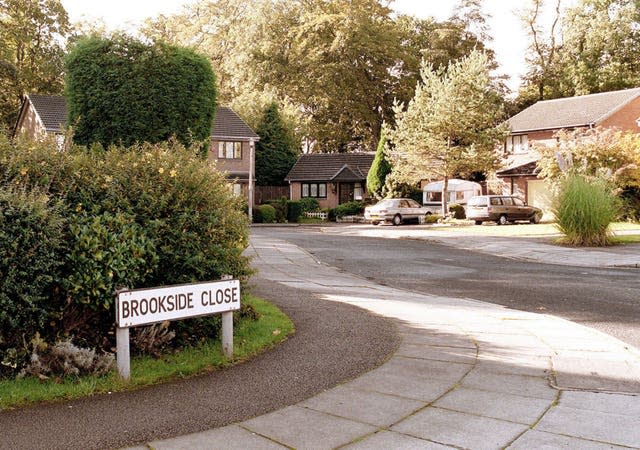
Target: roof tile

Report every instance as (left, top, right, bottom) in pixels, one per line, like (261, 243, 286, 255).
(285, 153, 374, 182)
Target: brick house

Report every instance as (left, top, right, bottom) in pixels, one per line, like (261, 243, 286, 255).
(13, 95, 259, 209)
(285, 153, 375, 209)
(498, 87, 640, 212)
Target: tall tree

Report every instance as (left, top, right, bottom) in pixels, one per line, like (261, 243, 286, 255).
(65, 35, 217, 148)
(366, 131, 392, 199)
(0, 0, 70, 130)
(559, 0, 640, 95)
(388, 51, 508, 215)
(255, 103, 298, 186)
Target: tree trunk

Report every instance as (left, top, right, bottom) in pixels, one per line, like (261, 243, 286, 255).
(442, 175, 449, 216)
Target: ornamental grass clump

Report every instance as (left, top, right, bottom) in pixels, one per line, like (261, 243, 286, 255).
(553, 174, 619, 246)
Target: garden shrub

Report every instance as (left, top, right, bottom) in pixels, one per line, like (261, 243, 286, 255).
(0, 136, 253, 376)
(286, 200, 303, 222)
(254, 204, 277, 223)
(0, 187, 65, 371)
(448, 203, 466, 219)
(333, 200, 365, 219)
(423, 214, 442, 224)
(553, 174, 619, 246)
(299, 197, 320, 213)
(265, 197, 288, 222)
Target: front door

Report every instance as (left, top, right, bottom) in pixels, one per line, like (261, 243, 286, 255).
(339, 183, 354, 204)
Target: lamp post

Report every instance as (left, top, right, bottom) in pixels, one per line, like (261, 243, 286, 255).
(248, 138, 255, 221)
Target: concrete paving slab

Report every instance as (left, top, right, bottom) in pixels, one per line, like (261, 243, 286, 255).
(342, 430, 456, 449)
(399, 331, 476, 349)
(461, 369, 557, 400)
(558, 391, 640, 415)
(299, 385, 425, 427)
(536, 405, 640, 448)
(508, 430, 629, 449)
(396, 343, 477, 364)
(474, 356, 552, 377)
(148, 424, 287, 450)
(552, 354, 640, 393)
(373, 356, 472, 382)
(241, 405, 377, 450)
(391, 406, 529, 450)
(345, 369, 455, 402)
(434, 386, 552, 424)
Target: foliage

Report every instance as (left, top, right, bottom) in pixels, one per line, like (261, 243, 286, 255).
(286, 200, 303, 223)
(423, 213, 442, 224)
(0, 187, 65, 366)
(65, 35, 217, 148)
(388, 50, 508, 214)
(333, 201, 365, 219)
(517, 0, 640, 106)
(298, 197, 320, 213)
(0, 135, 252, 375)
(19, 336, 114, 379)
(265, 197, 288, 222)
(63, 212, 157, 312)
(0, 0, 70, 129)
(553, 174, 619, 246)
(255, 103, 298, 186)
(537, 128, 640, 191)
(448, 203, 466, 219)
(253, 204, 277, 223)
(366, 131, 393, 199)
(144, 0, 495, 152)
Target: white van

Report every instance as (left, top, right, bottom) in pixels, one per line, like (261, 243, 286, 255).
(422, 179, 483, 214)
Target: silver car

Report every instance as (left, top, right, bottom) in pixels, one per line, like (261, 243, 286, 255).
(364, 198, 431, 226)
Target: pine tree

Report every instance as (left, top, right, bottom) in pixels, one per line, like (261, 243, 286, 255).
(366, 132, 392, 199)
(255, 103, 298, 186)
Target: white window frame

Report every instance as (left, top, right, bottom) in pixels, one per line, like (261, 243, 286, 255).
(217, 141, 242, 159)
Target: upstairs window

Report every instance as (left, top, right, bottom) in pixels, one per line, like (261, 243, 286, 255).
(505, 134, 529, 154)
(218, 141, 242, 159)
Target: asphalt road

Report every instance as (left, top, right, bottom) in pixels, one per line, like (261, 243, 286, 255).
(0, 280, 398, 450)
(263, 227, 640, 350)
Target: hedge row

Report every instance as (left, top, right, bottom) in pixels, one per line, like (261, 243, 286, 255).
(0, 135, 252, 377)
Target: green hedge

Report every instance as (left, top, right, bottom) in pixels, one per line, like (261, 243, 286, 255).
(0, 135, 252, 375)
(333, 200, 365, 219)
(253, 204, 277, 223)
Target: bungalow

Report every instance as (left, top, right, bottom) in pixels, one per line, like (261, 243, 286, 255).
(498, 87, 640, 212)
(285, 153, 375, 209)
(13, 94, 259, 210)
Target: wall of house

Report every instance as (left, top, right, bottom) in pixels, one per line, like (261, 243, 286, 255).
(209, 139, 251, 174)
(15, 103, 43, 139)
(289, 181, 340, 209)
(600, 96, 640, 131)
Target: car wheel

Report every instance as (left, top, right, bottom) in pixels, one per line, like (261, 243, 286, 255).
(530, 213, 541, 224)
(474, 220, 483, 225)
(392, 214, 402, 226)
(372, 221, 379, 226)
(497, 215, 508, 225)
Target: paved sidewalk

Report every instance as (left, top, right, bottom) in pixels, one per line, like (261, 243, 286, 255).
(317, 224, 640, 268)
(137, 233, 640, 450)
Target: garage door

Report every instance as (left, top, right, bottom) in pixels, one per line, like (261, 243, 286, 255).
(527, 179, 554, 220)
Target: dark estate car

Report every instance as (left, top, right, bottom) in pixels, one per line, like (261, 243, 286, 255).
(467, 195, 543, 225)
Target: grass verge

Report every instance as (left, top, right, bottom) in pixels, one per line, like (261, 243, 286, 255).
(0, 295, 293, 410)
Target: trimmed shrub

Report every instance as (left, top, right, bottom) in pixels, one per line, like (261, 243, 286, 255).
(553, 174, 619, 246)
(253, 204, 277, 223)
(286, 200, 303, 222)
(334, 200, 365, 219)
(299, 197, 320, 213)
(0, 188, 65, 362)
(266, 197, 288, 222)
(448, 203, 466, 219)
(423, 214, 442, 224)
(0, 136, 253, 374)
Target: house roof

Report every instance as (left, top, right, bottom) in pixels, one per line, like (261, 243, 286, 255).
(27, 94, 68, 132)
(285, 153, 375, 182)
(17, 95, 255, 140)
(211, 106, 259, 140)
(508, 87, 640, 133)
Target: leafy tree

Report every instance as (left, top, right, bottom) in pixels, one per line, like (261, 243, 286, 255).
(388, 51, 508, 215)
(255, 103, 298, 186)
(366, 131, 392, 199)
(0, 0, 70, 130)
(145, 0, 495, 153)
(65, 35, 217, 148)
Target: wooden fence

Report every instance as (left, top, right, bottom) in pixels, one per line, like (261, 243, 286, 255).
(255, 185, 290, 204)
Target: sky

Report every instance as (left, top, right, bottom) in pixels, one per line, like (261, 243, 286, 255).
(60, 0, 572, 94)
